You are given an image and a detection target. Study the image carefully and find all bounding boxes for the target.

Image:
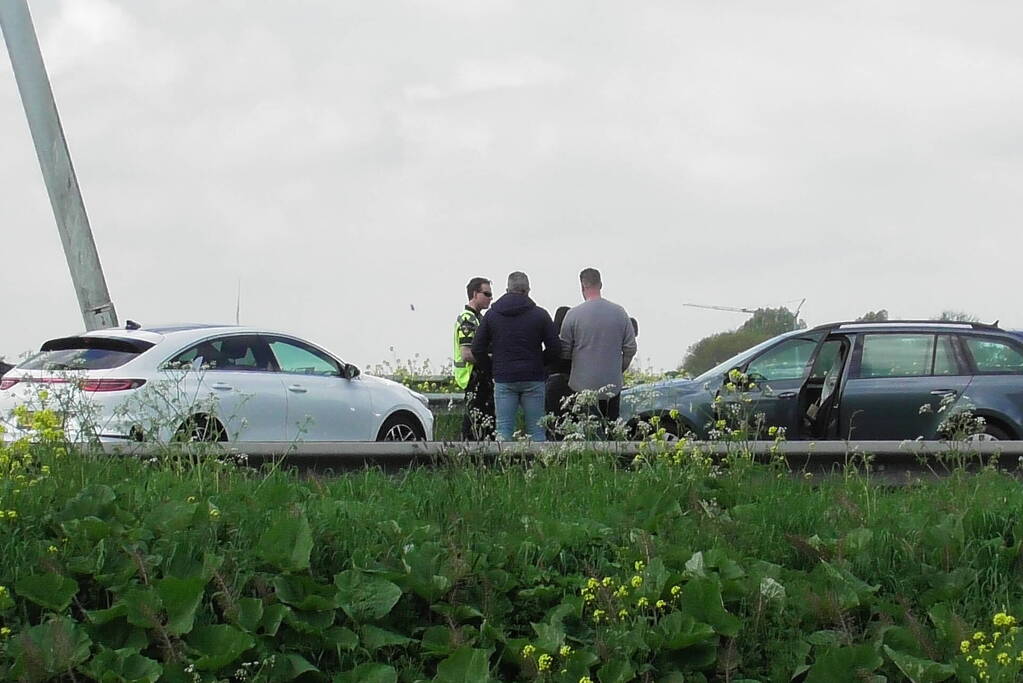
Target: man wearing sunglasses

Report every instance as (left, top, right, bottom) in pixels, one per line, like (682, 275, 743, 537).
(454, 277, 495, 440)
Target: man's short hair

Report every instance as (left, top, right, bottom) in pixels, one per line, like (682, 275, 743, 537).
(580, 268, 602, 289)
(507, 271, 530, 294)
(466, 277, 491, 300)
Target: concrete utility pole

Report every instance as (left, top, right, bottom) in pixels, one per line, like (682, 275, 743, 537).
(0, 0, 117, 330)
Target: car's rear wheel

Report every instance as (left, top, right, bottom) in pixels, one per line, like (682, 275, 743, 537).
(174, 414, 227, 443)
(376, 414, 425, 441)
(967, 423, 1012, 442)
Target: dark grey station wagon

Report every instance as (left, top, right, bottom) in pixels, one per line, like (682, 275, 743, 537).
(621, 321, 1023, 441)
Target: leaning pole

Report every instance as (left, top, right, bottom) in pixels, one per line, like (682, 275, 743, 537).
(0, 0, 117, 330)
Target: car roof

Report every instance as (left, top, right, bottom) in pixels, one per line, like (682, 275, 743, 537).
(812, 320, 1006, 334)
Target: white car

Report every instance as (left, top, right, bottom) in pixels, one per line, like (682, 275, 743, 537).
(0, 323, 433, 443)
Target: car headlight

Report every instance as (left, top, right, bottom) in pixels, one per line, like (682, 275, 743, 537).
(411, 390, 430, 408)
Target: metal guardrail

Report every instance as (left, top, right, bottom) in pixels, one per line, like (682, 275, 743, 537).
(97, 440, 1023, 472)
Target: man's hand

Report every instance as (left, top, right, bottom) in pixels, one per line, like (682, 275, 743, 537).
(461, 346, 475, 364)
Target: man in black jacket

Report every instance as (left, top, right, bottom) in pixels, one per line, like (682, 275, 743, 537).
(471, 271, 560, 441)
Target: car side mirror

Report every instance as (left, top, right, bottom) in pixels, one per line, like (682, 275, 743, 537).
(343, 363, 360, 380)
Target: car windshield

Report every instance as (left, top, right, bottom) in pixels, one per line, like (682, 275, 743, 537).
(691, 331, 804, 385)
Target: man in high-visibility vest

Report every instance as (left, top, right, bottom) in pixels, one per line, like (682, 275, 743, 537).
(454, 277, 495, 439)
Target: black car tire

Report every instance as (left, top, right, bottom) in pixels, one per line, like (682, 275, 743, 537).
(174, 414, 227, 443)
(972, 423, 1012, 442)
(377, 414, 425, 441)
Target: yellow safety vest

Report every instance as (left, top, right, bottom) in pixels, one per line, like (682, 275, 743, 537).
(453, 307, 480, 390)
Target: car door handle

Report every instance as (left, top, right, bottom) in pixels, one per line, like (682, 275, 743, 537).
(776, 391, 797, 399)
(930, 389, 957, 396)
(287, 384, 308, 393)
(211, 382, 232, 391)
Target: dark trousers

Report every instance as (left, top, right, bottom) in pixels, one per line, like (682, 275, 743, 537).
(461, 371, 495, 440)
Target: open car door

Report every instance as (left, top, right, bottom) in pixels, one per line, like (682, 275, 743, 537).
(798, 334, 852, 439)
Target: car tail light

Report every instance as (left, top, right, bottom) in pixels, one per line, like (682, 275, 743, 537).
(80, 379, 146, 392)
(0, 379, 18, 390)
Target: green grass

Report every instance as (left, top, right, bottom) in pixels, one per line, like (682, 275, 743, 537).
(1, 442, 1022, 680)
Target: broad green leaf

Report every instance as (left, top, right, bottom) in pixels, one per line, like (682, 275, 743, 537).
(531, 621, 565, 652)
(123, 588, 163, 629)
(273, 574, 339, 611)
(16, 573, 79, 612)
(805, 644, 883, 683)
(261, 603, 289, 636)
(434, 647, 494, 683)
(57, 484, 118, 521)
(334, 663, 398, 683)
(188, 624, 255, 671)
(9, 617, 92, 678)
(598, 658, 635, 683)
(883, 646, 955, 683)
(269, 653, 319, 680)
(657, 612, 716, 649)
(334, 570, 403, 622)
(235, 597, 264, 633)
(257, 512, 313, 572)
(144, 501, 198, 535)
(431, 602, 484, 623)
(325, 626, 359, 651)
(83, 647, 163, 683)
(680, 578, 740, 637)
(284, 608, 335, 634)
(156, 576, 206, 636)
(421, 625, 458, 657)
(86, 603, 128, 625)
(361, 624, 414, 650)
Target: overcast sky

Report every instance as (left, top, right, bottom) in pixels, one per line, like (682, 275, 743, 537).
(2, 0, 1021, 372)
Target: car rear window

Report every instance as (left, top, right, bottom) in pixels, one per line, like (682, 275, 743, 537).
(19, 337, 153, 371)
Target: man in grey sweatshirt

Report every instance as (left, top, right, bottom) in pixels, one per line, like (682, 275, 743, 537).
(559, 268, 637, 421)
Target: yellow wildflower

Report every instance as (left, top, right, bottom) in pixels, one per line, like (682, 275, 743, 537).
(0, 627, 10, 638)
(601, 577, 613, 587)
(961, 640, 972, 653)
(559, 645, 572, 657)
(617, 608, 629, 618)
(670, 585, 682, 597)
(634, 560, 645, 572)
(521, 644, 536, 659)
(630, 575, 643, 588)
(46, 545, 57, 554)
(637, 597, 649, 608)
(997, 652, 1011, 666)
(592, 609, 605, 623)
(656, 600, 667, 609)
(538, 654, 552, 671)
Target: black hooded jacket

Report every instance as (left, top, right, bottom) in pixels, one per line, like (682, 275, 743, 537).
(471, 293, 560, 383)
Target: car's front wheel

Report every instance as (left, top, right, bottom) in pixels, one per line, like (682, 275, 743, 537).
(376, 413, 425, 441)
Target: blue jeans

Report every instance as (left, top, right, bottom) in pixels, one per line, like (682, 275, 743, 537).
(494, 380, 546, 441)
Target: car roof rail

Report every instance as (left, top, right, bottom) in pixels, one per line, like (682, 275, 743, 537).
(812, 320, 1003, 332)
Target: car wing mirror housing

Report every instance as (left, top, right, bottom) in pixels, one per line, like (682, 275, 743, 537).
(343, 363, 360, 380)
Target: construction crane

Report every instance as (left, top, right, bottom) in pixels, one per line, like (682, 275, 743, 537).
(685, 298, 806, 317)
(684, 303, 757, 314)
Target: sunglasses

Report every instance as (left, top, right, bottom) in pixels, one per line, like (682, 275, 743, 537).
(480, 291, 493, 297)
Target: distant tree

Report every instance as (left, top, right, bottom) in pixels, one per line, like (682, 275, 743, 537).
(856, 309, 889, 322)
(934, 310, 980, 323)
(680, 307, 803, 377)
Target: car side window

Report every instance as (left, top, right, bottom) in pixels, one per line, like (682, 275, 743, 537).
(809, 339, 844, 380)
(167, 335, 272, 371)
(964, 337, 1023, 374)
(268, 339, 341, 376)
(858, 334, 934, 378)
(746, 338, 818, 381)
